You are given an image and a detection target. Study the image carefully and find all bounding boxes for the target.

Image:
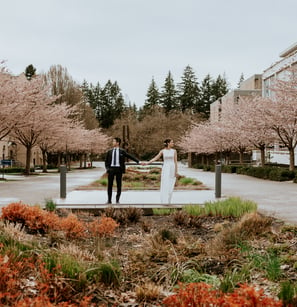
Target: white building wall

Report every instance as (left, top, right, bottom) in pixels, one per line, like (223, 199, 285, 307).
(261, 42, 297, 166)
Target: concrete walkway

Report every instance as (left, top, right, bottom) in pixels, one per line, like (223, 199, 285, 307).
(183, 167, 297, 224)
(0, 162, 297, 224)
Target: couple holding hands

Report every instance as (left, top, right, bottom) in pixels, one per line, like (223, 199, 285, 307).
(105, 137, 178, 204)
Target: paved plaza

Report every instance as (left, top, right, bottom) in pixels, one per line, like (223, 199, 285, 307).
(0, 162, 297, 224)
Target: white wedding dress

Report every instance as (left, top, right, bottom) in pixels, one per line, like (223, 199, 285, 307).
(160, 149, 176, 203)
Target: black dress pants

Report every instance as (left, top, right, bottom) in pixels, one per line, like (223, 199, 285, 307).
(107, 167, 123, 203)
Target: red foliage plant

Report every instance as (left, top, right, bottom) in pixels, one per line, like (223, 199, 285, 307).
(1, 202, 60, 233)
(0, 254, 96, 306)
(59, 213, 87, 239)
(88, 216, 119, 237)
(1, 201, 28, 226)
(163, 282, 282, 307)
(1, 202, 119, 239)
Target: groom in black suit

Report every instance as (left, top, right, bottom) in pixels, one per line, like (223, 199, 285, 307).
(105, 137, 140, 204)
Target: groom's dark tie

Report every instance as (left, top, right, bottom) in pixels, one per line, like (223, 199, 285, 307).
(112, 148, 116, 166)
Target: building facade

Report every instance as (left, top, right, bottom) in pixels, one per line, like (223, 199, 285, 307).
(210, 74, 262, 123)
(209, 42, 297, 166)
(261, 42, 297, 165)
(0, 137, 43, 168)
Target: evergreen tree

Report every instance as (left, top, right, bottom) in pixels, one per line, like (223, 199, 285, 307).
(160, 71, 178, 114)
(96, 80, 126, 129)
(81, 79, 91, 105)
(25, 64, 36, 80)
(212, 74, 229, 101)
(177, 65, 200, 113)
(237, 73, 245, 88)
(81, 80, 127, 129)
(143, 78, 160, 111)
(112, 81, 126, 117)
(199, 74, 214, 118)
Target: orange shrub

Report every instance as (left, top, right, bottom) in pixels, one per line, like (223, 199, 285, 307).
(88, 216, 119, 237)
(1, 201, 28, 226)
(1, 202, 60, 234)
(23, 206, 60, 233)
(59, 214, 87, 239)
(0, 255, 96, 306)
(163, 282, 282, 307)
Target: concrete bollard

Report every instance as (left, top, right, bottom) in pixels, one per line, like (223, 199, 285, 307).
(215, 164, 221, 198)
(60, 165, 67, 198)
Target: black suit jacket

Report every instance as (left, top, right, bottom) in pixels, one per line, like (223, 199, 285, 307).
(105, 148, 139, 173)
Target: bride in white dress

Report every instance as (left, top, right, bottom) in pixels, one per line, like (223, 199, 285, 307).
(144, 139, 178, 203)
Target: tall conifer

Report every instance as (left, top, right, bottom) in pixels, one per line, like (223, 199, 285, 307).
(160, 71, 178, 114)
(177, 65, 200, 113)
(143, 78, 160, 111)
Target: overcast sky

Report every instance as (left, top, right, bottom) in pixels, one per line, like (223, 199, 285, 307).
(2, 0, 297, 107)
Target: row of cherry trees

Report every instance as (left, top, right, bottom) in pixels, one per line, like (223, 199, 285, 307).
(179, 66, 297, 171)
(0, 63, 109, 174)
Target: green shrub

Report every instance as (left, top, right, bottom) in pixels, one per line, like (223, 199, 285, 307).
(236, 166, 295, 181)
(269, 168, 295, 181)
(44, 253, 84, 279)
(159, 228, 177, 244)
(222, 165, 238, 173)
(98, 178, 108, 186)
(178, 177, 196, 185)
(185, 197, 257, 218)
(220, 266, 251, 293)
(153, 208, 176, 215)
(278, 281, 297, 306)
(45, 199, 56, 212)
(98, 261, 121, 286)
(203, 165, 212, 171)
(180, 270, 220, 286)
(265, 253, 282, 281)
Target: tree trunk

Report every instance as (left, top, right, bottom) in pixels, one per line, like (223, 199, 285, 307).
(260, 147, 265, 167)
(289, 147, 295, 171)
(225, 152, 230, 165)
(67, 153, 71, 171)
(187, 152, 192, 167)
(201, 155, 205, 165)
(84, 153, 87, 168)
(215, 152, 219, 164)
(42, 149, 48, 173)
(239, 151, 243, 165)
(57, 153, 61, 171)
(25, 145, 32, 175)
(79, 154, 83, 168)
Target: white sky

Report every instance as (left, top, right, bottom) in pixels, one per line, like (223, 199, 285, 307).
(1, 0, 297, 107)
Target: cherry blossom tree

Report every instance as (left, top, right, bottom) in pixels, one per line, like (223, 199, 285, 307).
(0, 70, 32, 140)
(233, 96, 276, 166)
(9, 74, 61, 174)
(263, 65, 297, 170)
(219, 101, 255, 165)
(50, 122, 109, 170)
(37, 103, 79, 172)
(178, 121, 234, 165)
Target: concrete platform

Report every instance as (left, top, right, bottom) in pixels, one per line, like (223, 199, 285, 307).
(55, 189, 218, 214)
(55, 190, 217, 206)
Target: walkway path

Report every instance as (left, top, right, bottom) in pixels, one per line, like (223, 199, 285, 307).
(183, 167, 297, 225)
(0, 162, 297, 224)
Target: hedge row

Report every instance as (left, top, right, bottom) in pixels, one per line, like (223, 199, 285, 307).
(193, 164, 297, 182)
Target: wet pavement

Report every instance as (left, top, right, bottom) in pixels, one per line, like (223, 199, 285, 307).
(1, 162, 297, 224)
